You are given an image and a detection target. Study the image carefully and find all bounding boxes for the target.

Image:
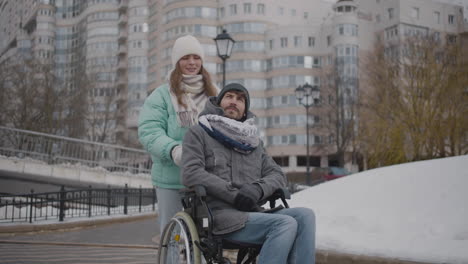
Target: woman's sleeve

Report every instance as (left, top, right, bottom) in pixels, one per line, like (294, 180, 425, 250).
(138, 88, 178, 162)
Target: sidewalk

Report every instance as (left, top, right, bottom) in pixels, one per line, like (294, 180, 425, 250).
(0, 213, 158, 246)
(0, 214, 429, 264)
(0, 214, 158, 264)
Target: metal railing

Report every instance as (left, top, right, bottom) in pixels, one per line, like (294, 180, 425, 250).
(0, 126, 151, 175)
(0, 185, 156, 224)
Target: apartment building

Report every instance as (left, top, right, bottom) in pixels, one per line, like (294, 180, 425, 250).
(0, 0, 148, 146)
(1, 0, 465, 174)
(147, 0, 467, 176)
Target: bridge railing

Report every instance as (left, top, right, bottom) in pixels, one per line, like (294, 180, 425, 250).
(0, 126, 151, 175)
(0, 185, 156, 223)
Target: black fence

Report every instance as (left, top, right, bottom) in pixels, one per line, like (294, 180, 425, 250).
(0, 185, 156, 224)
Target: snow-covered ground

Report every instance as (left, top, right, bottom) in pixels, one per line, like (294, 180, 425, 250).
(290, 155, 468, 264)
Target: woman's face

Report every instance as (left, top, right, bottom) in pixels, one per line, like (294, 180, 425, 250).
(178, 54, 202, 75)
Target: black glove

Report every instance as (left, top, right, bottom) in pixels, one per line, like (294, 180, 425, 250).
(234, 184, 263, 212)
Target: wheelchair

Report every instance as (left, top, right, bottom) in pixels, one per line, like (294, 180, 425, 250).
(157, 185, 291, 264)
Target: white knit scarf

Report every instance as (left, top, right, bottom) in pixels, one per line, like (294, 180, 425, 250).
(199, 114, 259, 153)
(170, 74, 208, 127)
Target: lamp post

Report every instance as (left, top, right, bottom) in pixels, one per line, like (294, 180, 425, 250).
(295, 83, 320, 185)
(213, 29, 235, 88)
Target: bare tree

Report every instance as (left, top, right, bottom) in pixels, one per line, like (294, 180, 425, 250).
(360, 34, 468, 168)
(83, 66, 120, 144)
(0, 58, 67, 134)
(318, 60, 360, 169)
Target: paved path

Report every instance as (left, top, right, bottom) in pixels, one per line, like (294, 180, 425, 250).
(0, 215, 159, 264)
(0, 214, 430, 264)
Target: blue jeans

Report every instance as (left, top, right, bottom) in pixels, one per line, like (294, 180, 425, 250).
(223, 207, 316, 264)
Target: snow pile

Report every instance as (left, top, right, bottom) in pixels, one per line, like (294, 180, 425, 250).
(290, 155, 468, 264)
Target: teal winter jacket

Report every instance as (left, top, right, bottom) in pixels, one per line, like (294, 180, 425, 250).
(138, 84, 187, 189)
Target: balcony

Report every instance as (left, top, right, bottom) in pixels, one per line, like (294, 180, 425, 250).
(117, 58, 127, 70)
(119, 0, 129, 12)
(118, 31, 127, 43)
(117, 45, 127, 56)
(118, 14, 128, 27)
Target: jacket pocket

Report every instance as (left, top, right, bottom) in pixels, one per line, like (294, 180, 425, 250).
(238, 151, 262, 183)
(209, 148, 231, 181)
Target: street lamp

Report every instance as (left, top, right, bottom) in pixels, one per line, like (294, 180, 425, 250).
(295, 83, 320, 185)
(213, 29, 235, 88)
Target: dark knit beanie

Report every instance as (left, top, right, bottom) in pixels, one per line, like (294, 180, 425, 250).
(216, 83, 250, 114)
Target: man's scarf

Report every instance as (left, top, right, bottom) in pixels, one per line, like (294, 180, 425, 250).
(199, 114, 260, 154)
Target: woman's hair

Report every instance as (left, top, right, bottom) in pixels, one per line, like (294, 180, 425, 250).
(169, 63, 218, 108)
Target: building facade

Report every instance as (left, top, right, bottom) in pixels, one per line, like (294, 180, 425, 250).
(0, 0, 148, 146)
(2, 0, 466, 176)
(147, 0, 467, 177)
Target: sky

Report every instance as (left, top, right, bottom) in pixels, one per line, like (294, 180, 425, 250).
(290, 155, 468, 264)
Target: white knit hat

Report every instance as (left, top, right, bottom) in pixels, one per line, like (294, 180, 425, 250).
(171, 35, 205, 67)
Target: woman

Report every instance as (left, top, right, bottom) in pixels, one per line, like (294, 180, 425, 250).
(138, 35, 218, 233)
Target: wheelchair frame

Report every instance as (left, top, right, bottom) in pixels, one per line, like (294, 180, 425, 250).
(157, 185, 291, 264)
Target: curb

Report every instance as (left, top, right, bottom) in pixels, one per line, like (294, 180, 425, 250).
(316, 249, 432, 264)
(224, 249, 431, 264)
(0, 213, 157, 234)
(0, 239, 158, 249)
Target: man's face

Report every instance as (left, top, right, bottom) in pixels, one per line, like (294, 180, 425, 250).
(220, 91, 246, 120)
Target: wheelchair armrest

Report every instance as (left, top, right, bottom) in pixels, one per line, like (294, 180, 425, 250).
(194, 185, 207, 198)
(180, 185, 207, 198)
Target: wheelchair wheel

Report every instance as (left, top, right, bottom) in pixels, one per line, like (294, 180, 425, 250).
(158, 211, 203, 264)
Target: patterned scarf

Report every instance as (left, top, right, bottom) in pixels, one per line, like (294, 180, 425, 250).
(170, 74, 208, 127)
(199, 114, 260, 154)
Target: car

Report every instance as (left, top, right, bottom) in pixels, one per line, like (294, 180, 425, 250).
(323, 166, 350, 181)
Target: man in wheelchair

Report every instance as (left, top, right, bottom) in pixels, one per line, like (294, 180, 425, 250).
(179, 83, 316, 264)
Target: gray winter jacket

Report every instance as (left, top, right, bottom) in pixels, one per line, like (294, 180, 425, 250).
(181, 97, 286, 235)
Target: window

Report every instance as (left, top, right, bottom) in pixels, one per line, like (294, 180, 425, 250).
(280, 37, 288, 47)
(291, 9, 296, 16)
(229, 4, 237, 15)
(297, 155, 321, 166)
(327, 35, 331, 46)
(257, 4, 265, 14)
(314, 135, 322, 144)
(388, 8, 394, 20)
(269, 39, 274, 49)
(289, 134, 296, 144)
(244, 3, 251, 14)
(433, 31, 440, 42)
(411, 7, 419, 19)
(273, 156, 289, 167)
(448, 14, 455, 24)
(304, 12, 308, 19)
(308, 36, 315, 47)
(294, 36, 302, 47)
(278, 7, 284, 15)
(447, 34, 457, 44)
(434, 11, 440, 24)
(218, 7, 225, 17)
(338, 25, 344, 35)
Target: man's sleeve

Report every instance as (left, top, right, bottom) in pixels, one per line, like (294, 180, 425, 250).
(181, 127, 239, 204)
(254, 142, 287, 199)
